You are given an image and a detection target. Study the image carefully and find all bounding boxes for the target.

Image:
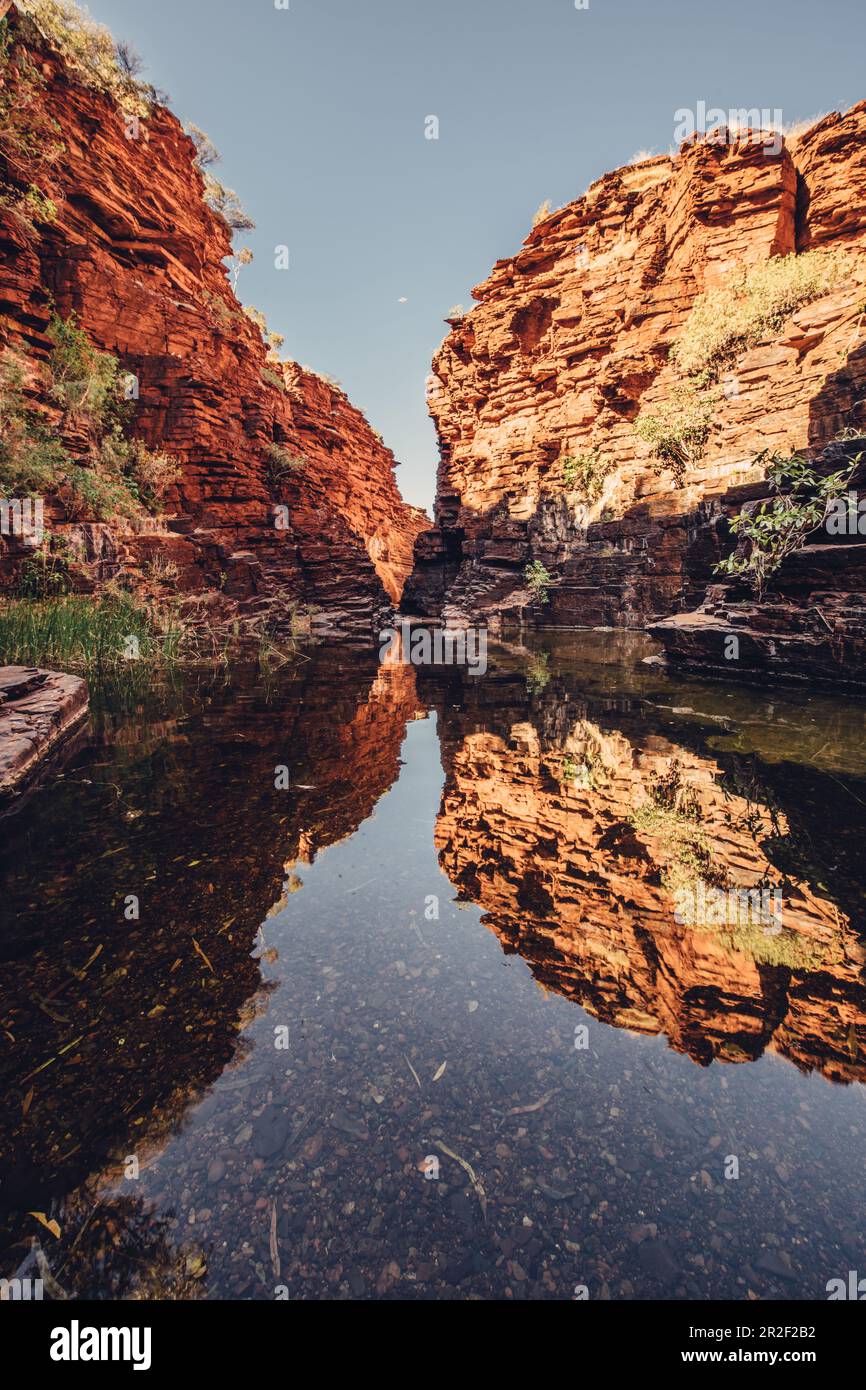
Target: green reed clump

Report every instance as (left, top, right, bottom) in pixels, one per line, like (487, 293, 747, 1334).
(0, 593, 181, 673)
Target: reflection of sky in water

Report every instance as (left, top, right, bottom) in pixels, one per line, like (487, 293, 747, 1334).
(2, 641, 866, 1300)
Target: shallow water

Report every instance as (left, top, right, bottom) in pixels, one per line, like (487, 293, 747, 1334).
(2, 632, 866, 1300)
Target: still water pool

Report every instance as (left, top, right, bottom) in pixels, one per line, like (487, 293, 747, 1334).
(2, 633, 866, 1299)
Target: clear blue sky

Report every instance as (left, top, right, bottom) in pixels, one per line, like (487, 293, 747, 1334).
(85, 0, 865, 510)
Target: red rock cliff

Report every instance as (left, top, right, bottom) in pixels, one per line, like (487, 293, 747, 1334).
(0, 2, 426, 637)
(406, 105, 866, 682)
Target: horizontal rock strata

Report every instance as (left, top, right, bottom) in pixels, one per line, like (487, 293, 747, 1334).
(0, 5, 426, 639)
(406, 102, 866, 684)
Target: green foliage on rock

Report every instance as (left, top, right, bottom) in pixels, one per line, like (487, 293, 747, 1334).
(0, 352, 68, 493)
(714, 449, 858, 599)
(672, 251, 846, 378)
(633, 250, 846, 480)
(634, 380, 719, 479)
(525, 559, 553, 606)
(265, 444, 307, 491)
(561, 448, 614, 502)
(0, 14, 64, 230)
(0, 314, 181, 522)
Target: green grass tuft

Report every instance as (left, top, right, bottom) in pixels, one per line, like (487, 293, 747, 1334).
(671, 250, 846, 378)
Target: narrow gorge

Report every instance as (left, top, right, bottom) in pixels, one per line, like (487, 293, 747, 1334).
(3, 0, 866, 1325)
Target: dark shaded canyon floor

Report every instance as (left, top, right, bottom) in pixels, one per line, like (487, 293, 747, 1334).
(1, 634, 866, 1300)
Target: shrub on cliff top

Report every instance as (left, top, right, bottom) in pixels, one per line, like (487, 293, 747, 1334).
(245, 307, 286, 368)
(17, 0, 156, 114)
(203, 172, 255, 233)
(671, 250, 846, 377)
(185, 123, 221, 169)
(187, 128, 255, 238)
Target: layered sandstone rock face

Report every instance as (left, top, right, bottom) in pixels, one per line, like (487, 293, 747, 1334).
(406, 105, 866, 682)
(0, 5, 426, 636)
(429, 672, 866, 1085)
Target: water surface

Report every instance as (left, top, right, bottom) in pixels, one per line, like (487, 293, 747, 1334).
(2, 633, 866, 1300)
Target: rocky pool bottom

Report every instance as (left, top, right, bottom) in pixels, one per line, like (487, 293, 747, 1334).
(1, 632, 866, 1301)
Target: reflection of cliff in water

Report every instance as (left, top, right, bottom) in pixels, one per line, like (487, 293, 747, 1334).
(0, 652, 418, 1253)
(424, 657, 866, 1085)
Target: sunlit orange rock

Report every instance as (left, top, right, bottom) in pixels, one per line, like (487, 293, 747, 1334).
(406, 105, 866, 684)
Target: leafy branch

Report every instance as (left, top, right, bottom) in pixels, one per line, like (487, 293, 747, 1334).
(714, 449, 860, 599)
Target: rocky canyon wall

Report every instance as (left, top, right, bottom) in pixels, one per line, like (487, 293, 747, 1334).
(0, 2, 426, 638)
(406, 103, 866, 684)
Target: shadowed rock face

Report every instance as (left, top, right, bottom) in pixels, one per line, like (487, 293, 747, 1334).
(0, 653, 419, 1238)
(424, 662, 866, 1084)
(0, 6, 427, 635)
(405, 106, 866, 684)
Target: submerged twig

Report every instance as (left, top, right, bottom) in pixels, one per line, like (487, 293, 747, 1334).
(432, 1139, 488, 1223)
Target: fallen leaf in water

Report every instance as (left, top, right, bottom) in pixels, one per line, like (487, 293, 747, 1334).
(192, 938, 215, 974)
(35, 1246, 69, 1299)
(507, 1089, 559, 1115)
(185, 1253, 207, 1280)
(22, 1088, 34, 1117)
(432, 1140, 487, 1222)
(433, 1061, 447, 1082)
(29, 1212, 61, 1239)
(73, 944, 103, 979)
